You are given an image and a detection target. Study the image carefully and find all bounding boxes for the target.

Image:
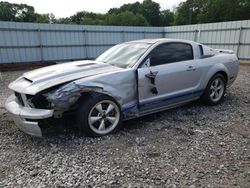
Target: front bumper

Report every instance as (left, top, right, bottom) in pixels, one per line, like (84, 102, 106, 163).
(5, 95, 54, 137)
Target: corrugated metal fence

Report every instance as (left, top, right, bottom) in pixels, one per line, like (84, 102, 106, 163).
(0, 20, 249, 64)
(0, 22, 164, 64)
(164, 20, 250, 60)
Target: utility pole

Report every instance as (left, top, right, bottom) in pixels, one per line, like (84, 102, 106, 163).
(188, 7, 192, 24)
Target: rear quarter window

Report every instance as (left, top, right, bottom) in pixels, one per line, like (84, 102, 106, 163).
(199, 45, 204, 57)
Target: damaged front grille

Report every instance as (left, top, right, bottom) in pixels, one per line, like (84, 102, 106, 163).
(26, 94, 51, 109)
(14, 92, 24, 106)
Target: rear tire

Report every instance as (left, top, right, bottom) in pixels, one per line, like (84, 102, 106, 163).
(201, 73, 226, 106)
(76, 94, 122, 137)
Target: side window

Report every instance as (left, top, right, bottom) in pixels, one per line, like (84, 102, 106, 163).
(150, 43, 194, 66)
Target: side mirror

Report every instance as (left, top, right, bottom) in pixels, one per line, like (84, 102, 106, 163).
(141, 58, 150, 68)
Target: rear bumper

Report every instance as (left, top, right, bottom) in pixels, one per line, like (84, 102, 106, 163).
(5, 95, 54, 137)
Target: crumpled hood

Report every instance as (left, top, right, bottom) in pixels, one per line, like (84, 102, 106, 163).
(9, 60, 122, 95)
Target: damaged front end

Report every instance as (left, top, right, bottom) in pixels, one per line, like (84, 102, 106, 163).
(21, 82, 105, 122)
(43, 69, 138, 117)
(6, 67, 138, 137)
(46, 82, 103, 112)
(5, 94, 54, 137)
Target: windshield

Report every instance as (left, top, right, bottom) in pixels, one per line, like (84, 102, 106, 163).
(96, 43, 151, 68)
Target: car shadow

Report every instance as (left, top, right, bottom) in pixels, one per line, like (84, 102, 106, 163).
(38, 99, 205, 139)
(17, 97, 230, 149)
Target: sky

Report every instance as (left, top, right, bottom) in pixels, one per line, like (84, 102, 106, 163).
(4, 0, 185, 18)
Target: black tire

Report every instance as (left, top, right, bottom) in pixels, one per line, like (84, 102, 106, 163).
(76, 94, 122, 137)
(201, 73, 226, 106)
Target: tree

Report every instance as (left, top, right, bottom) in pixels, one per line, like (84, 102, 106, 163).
(35, 13, 56, 23)
(0, 1, 36, 22)
(108, 0, 162, 26)
(80, 17, 106, 25)
(160, 10, 174, 26)
(197, 0, 250, 23)
(174, 0, 250, 25)
(174, 0, 204, 25)
(105, 11, 149, 26)
(55, 17, 73, 24)
(70, 11, 105, 24)
(141, 0, 161, 26)
(70, 9, 149, 26)
(108, 2, 142, 15)
(1, 0, 250, 26)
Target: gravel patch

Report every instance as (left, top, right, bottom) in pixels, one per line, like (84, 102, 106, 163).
(0, 70, 26, 107)
(0, 66, 249, 187)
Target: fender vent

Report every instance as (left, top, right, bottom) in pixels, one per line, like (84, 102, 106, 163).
(23, 77, 33, 83)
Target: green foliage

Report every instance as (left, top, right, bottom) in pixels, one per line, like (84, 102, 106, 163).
(160, 10, 174, 26)
(197, 0, 250, 23)
(141, 0, 161, 26)
(80, 17, 106, 25)
(69, 8, 149, 26)
(54, 17, 73, 24)
(71, 11, 106, 24)
(105, 11, 149, 26)
(0, 1, 36, 22)
(108, 0, 162, 26)
(174, 0, 250, 25)
(0, 0, 250, 26)
(35, 13, 56, 23)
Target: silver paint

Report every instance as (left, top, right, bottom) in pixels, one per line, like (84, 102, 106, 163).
(5, 39, 239, 137)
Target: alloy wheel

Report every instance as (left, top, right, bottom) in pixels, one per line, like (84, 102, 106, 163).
(88, 100, 120, 135)
(209, 78, 225, 102)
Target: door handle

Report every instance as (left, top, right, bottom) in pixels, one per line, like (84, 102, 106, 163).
(145, 71, 158, 85)
(187, 66, 196, 71)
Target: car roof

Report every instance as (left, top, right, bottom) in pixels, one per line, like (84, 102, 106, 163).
(126, 38, 197, 45)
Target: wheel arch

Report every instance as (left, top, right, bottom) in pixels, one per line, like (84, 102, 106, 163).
(212, 71, 228, 84)
(201, 69, 227, 105)
(77, 91, 122, 110)
(46, 81, 126, 112)
(203, 64, 229, 89)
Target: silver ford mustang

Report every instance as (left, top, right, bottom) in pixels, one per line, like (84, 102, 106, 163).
(5, 39, 239, 137)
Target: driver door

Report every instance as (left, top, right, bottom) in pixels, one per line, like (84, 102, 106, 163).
(137, 42, 202, 111)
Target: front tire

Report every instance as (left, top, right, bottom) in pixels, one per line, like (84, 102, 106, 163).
(201, 73, 226, 105)
(76, 94, 122, 137)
